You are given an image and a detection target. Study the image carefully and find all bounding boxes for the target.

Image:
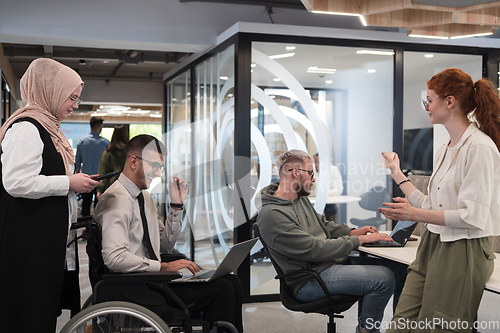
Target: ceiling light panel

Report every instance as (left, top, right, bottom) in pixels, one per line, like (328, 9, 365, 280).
(307, 67, 337, 74)
(269, 52, 295, 59)
(356, 50, 395, 56)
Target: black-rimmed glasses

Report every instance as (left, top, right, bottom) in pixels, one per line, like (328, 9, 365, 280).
(69, 95, 82, 106)
(289, 168, 315, 180)
(133, 155, 164, 172)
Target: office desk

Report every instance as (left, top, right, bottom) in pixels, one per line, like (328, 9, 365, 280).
(357, 234, 500, 295)
(309, 195, 361, 204)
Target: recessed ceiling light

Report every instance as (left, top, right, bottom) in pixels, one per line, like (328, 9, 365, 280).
(250, 64, 256, 67)
(325, 80, 333, 84)
(273, 78, 281, 82)
(408, 34, 449, 39)
(269, 52, 295, 60)
(367, 69, 376, 73)
(424, 54, 434, 58)
(307, 67, 337, 74)
(450, 32, 493, 39)
(356, 50, 395, 56)
(359, 15, 367, 26)
(219, 76, 229, 80)
(286, 46, 296, 51)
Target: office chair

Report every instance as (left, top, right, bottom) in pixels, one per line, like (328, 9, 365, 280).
(252, 223, 362, 333)
(77, 216, 236, 333)
(350, 186, 391, 229)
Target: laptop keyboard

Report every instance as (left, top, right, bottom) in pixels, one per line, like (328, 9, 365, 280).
(364, 240, 403, 247)
(188, 270, 215, 280)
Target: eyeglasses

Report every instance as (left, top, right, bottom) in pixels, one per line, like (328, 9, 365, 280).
(289, 168, 315, 180)
(69, 95, 82, 106)
(133, 155, 164, 172)
(422, 98, 431, 110)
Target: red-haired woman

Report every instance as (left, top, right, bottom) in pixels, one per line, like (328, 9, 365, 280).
(380, 68, 500, 333)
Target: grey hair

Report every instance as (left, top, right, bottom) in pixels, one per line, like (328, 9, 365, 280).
(276, 149, 313, 174)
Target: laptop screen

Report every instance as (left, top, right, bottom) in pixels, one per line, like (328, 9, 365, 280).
(390, 221, 418, 244)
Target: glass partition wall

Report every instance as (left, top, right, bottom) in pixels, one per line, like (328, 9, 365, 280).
(164, 33, 492, 302)
(166, 70, 192, 254)
(166, 45, 236, 269)
(249, 42, 394, 296)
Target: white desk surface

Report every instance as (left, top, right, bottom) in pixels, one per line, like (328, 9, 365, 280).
(309, 195, 361, 204)
(357, 233, 500, 295)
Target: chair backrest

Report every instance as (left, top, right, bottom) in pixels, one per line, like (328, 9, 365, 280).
(252, 223, 284, 276)
(358, 186, 391, 212)
(253, 223, 305, 304)
(252, 222, 361, 316)
(85, 220, 110, 289)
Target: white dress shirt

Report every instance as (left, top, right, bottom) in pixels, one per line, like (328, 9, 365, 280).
(407, 123, 500, 241)
(1, 121, 77, 269)
(94, 173, 183, 273)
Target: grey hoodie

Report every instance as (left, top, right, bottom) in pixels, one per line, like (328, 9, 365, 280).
(256, 183, 360, 296)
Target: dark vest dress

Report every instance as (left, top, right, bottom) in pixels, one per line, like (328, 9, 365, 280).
(0, 118, 69, 333)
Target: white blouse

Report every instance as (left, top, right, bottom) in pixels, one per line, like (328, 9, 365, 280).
(1, 121, 77, 269)
(407, 123, 500, 242)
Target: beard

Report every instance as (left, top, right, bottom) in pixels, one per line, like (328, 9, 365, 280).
(293, 180, 311, 197)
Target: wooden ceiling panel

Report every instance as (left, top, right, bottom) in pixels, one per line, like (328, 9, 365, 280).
(365, 9, 412, 28)
(361, 0, 407, 15)
(301, 0, 500, 38)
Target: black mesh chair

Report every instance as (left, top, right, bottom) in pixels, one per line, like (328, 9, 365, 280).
(75, 216, 237, 333)
(350, 186, 391, 229)
(252, 223, 362, 333)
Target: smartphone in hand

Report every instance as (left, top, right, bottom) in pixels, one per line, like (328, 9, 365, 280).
(91, 170, 121, 181)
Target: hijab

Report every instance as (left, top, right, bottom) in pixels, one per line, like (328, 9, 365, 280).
(0, 58, 83, 175)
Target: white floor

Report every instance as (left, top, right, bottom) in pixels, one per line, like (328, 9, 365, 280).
(56, 239, 500, 333)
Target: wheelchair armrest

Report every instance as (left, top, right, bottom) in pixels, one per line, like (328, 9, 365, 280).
(161, 253, 186, 262)
(71, 215, 93, 230)
(101, 271, 183, 283)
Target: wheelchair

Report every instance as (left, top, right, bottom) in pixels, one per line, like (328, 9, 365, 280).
(61, 216, 238, 333)
(61, 301, 172, 333)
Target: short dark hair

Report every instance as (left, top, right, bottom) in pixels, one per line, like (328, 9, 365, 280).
(126, 134, 167, 158)
(90, 116, 104, 129)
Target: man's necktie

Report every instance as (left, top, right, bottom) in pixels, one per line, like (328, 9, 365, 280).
(137, 192, 159, 261)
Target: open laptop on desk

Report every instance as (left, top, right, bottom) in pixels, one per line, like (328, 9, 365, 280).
(172, 238, 258, 283)
(362, 221, 418, 248)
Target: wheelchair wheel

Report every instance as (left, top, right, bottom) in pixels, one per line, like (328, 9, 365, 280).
(82, 294, 93, 309)
(60, 301, 171, 333)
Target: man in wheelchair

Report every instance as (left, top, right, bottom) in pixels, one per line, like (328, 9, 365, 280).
(94, 134, 243, 332)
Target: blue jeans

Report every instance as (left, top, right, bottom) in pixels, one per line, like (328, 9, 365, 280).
(296, 255, 407, 332)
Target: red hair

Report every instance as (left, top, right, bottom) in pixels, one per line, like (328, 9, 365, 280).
(427, 68, 500, 151)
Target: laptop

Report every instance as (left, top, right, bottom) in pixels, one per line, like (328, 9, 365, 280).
(172, 238, 258, 283)
(361, 221, 418, 248)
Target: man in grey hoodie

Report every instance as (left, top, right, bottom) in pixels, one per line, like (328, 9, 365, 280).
(256, 150, 407, 333)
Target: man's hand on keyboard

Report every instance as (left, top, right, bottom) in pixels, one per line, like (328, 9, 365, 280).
(161, 259, 200, 274)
